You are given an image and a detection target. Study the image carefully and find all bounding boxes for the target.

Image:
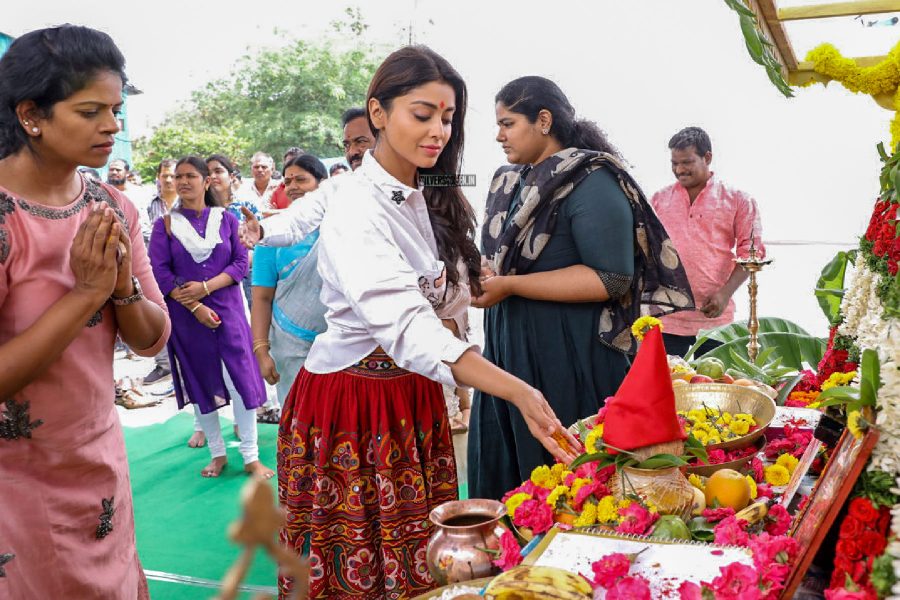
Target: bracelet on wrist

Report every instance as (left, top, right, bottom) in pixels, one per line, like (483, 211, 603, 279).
(190, 303, 202, 314)
(202, 281, 211, 297)
(252, 341, 270, 353)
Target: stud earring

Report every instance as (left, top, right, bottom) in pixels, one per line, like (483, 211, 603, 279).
(31, 127, 39, 133)
(542, 128, 550, 135)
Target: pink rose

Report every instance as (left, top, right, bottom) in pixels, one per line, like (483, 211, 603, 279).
(756, 484, 774, 500)
(709, 562, 761, 599)
(713, 516, 750, 547)
(749, 457, 765, 483)
(764, 504, 792, 536)
(513, 498, 554, 534)
(678, 581, 704, 600)
(707, 449, 727, 464)
(702, 507, 736, 523)
(606, 575, 652, 600)
(616, 503, 659, 535)
(573, 481, 609, 512)
(492, 530, 523, 571)
(590, 552, 631, 589)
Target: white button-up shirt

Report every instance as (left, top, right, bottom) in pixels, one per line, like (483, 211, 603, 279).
(259, 152, 474, 387)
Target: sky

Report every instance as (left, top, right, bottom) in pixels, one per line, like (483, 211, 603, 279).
(5, 0, 897, 336)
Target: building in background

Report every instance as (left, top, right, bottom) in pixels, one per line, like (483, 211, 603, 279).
(0, 30, 139, 175)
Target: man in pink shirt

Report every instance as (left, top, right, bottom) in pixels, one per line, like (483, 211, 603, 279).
(650, 127, 765, 357)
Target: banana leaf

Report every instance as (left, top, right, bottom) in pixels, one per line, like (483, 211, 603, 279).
(815, 250, 856, 325)
(685, 317, 811, 359)
(696, 332, 826, 371)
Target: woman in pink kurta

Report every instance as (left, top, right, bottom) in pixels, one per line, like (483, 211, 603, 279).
(0, 26, 170, 599)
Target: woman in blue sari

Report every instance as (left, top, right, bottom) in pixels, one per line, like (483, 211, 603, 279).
(250, 154, 328, 421)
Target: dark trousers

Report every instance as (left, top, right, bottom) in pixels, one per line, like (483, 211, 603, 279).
(662, 333, 722, 359)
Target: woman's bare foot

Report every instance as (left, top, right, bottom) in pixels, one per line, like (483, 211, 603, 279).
(233, 424, 239, 438)
(201, 456, 227, 478)
(244, 461, 275, 480)
(188, 431, 206, 448)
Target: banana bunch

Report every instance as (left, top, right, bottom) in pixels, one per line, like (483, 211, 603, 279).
(483, 565, 593, 599)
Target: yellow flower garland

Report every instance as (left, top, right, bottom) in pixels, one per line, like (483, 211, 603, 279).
(804, 41, 900, 147)
(631, 316, 663, 342)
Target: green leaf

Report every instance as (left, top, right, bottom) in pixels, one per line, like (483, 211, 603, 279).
(698, 332, 825, 372)
(636, 454, 689, 469)
(569, 452, 608, 470)
(815, 251, 853, 325)
(878, 142, 889, 162)
(775, 372, 806, 406)
(816, 386, 861, 407)
(859, 349, 882, 406)
(684, 433, 709, 464)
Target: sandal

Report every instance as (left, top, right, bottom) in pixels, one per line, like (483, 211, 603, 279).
(115, 389, 162, 410)
(256, 407, 281, 424)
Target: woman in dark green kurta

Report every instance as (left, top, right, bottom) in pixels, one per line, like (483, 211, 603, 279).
(469, 77, 694, 500)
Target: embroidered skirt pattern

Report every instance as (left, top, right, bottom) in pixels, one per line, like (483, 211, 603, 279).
(277, 350, 458, 599)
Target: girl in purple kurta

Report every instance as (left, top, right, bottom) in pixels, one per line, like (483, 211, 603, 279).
(149, 156, 273, 479)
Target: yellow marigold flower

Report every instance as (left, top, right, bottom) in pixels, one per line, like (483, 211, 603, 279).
(706, 434, 722, 445)
(505, 492, 531, 517)
(546, 485, 569, 508)
(848, 410, 866, 439)
(530, 465, 552, 488)
(688, 474, 704, 490)
(549, 463, 567, 487)
(573, 502, 598, 527)
(821, 371, 857, 392)
(595, 496, 620, 523)
(764, 464, 791, 486)
(693, 430, 709, 444)
(728, 419, 750, 436)
(776, 453, 800, 474)
(584, 426, 605, 454)
(631, 316, 663, 342)
(645, 501, 658, 514)
(808, 401, 821, 409)
(733, 413, 756, 425)
(618, 499, 633, 511)
(746, 475, 758, 500)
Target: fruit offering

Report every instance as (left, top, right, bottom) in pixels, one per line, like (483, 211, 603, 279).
(483, 565, 593, 599)
(703, 468, 752, 511)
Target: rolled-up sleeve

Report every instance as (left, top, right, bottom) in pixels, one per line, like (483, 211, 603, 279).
(260, 182, 330, 247)
(734, 191, 765, 259)
(320, 206, 474, 387)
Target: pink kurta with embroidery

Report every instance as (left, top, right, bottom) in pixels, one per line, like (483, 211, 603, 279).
(0, 177, 169, 599)
(650, 175, 765, 337)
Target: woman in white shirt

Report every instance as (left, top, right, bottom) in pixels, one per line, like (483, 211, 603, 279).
(241, 46, 579, 599)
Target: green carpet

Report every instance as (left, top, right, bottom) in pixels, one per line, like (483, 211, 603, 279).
(124, 412, 280, 599)
(125, 412, 468, 598)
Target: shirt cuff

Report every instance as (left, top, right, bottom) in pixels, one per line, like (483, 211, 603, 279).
(434, 337, 479, 387)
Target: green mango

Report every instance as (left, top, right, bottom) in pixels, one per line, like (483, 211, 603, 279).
(649, 515, 692, 541)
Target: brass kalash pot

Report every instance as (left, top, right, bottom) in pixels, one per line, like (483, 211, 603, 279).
(426, 499, 507, 586)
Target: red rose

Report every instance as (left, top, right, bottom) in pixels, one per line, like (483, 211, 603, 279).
(835, 539, 863, 562)
(839, 516, 865, 539)
(848, 498, 879, 525)
(889, 259, 898, 276)
(877, 508, 891, 534)
(859, 531, 886, 557)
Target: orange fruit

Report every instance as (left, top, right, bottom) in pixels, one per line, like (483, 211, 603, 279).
(703, 468, 751, 511)
(554, 512, 577, 526)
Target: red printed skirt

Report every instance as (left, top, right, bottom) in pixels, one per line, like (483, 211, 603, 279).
(277, 350, 459, 599)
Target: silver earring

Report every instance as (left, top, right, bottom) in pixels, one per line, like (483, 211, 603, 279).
(31, 127, 39, 133)
(542, 128, 550, 135)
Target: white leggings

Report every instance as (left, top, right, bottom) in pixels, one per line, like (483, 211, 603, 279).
(192, 364, 259, 464)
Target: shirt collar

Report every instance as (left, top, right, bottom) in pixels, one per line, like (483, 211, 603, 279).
(674, 172, 716, 197)
(359, 151, 424, 204)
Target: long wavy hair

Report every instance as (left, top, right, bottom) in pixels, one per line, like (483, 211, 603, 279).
(367, 45, 481, 294)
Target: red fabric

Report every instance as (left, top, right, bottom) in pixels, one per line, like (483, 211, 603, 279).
(277, 363, 458, 599)
(270, 182, 290, 210)
(602, 326, 686, 451)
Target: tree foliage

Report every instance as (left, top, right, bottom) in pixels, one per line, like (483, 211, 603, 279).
(134, 23, 380, 180)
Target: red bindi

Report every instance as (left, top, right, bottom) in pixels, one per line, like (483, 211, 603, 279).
(439, 101, 445, 109)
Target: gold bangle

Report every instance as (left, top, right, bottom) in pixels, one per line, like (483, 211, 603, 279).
(190, 303, 202, 314)
(203, 281, 211, 297)
(252, 341, 270, 353)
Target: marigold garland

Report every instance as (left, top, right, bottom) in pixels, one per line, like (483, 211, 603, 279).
(804, 41, 900, 147)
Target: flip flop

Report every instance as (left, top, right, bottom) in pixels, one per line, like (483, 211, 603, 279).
(114, 390, 162, 410)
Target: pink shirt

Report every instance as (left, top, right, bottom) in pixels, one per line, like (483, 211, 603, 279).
(650, 175, 764, 336)
(0, 177, 168, 598)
